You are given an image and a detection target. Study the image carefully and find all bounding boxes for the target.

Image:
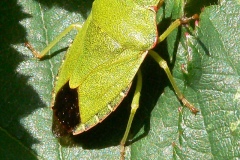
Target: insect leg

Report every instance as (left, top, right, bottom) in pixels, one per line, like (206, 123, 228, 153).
(149, 50, 199, 114)
(157, 14, 198, 43)
(120, 70, 142, 160)
(25, 23, 82, 59)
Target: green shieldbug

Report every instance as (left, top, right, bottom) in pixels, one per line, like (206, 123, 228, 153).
(26, 0, 199, 158)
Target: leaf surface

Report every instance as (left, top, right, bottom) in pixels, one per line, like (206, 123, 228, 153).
(0, 0, 239, 159)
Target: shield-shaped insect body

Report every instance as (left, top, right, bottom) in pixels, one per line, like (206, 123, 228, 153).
(52, 0, 160, 135)
(26, 0, 199, 158)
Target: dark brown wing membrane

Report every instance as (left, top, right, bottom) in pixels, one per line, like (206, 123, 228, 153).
(52, 82, 80, 136)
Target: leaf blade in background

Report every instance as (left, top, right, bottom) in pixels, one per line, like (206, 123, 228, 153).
(0, 0, 239, 159)
(131, 0, 239, 159)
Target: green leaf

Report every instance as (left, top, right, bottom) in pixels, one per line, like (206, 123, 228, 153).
(131, 0, 240, 159)
(0, 0, 239, 159)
